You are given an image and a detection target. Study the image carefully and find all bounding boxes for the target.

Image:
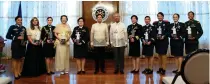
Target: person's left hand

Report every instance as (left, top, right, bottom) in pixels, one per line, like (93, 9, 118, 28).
(174, 38, 179, 40)
(160, 36, 165, 40)
(147, 41, 151, 45)
(130, 38, 134, 42)
(189, 37, 195, 40)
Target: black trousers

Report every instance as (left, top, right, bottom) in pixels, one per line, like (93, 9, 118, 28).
(113, 47, 125, 71)
(94, 47, 105, 72)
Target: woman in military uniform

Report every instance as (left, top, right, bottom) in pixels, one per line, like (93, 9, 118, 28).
(127, 15, 142, 73)
(185, 11, 203, 54)
(141, 16, 156, 74)
(6, 16, 27, 79)
(153, 12, 170, 75)
(169, 13, 185, 74)
(41, 17, 56, 75)
(71, 17, 89, 74)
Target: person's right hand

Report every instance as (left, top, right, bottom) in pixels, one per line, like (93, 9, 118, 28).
(130, 38, 134, 42)
(91, 45, 94, 49)
(17, 36, 24, 40)
(32, 42, 38, 46)
(143, 41, 146, 45)
(47, 40, 51, 43)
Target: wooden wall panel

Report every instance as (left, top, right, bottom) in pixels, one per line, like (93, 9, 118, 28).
(82, 1, 119, 30)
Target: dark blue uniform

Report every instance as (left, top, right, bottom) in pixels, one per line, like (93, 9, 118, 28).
(141, 24, 156, 56)
(184, 20, 203, 54)
(153, 20, 170, 55)
(71, 26, 89, 58)
(127, 23, 142, 57)
(169, 22, 185, 56)
(41, 25, 56, 58)
(6, 25, 27, 59)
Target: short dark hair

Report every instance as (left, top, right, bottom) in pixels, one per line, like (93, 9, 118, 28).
(131, 15, 138, 20)
(96, 14, 103, 18)
(47, 17, 53, 21)
(173, 13, 180, 18)
(77, 17, 85, 23)
(15, 16, 22, 21)
(157, 12, 164, 17)
(188, 11, 194, 16)
(60, 15, 68, 21)
(145, 16, 150, 19)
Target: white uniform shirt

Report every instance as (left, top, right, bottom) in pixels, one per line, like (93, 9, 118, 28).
(110, 22, 128, 47)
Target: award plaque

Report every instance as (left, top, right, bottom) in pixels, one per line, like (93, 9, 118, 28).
(157, 26, 162, 39)
(172, 26, 177, 39)
(34, 32, 41, 45)
(48, 28, 53, 43)
(20, 29, 26, 46)
(75, 32, 81, 44)
(187, 26, 192, 39)
(144, 31, 149, 43)
(60, 32, 66, 44)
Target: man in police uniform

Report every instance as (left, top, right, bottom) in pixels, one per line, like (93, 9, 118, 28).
(185, 11, 203, 54)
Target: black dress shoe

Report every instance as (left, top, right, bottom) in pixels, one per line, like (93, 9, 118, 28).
(134, 70, 139, 73)
(47, 72, 51, 75)
(77, 71, 82, 74)
(130, 70, 136, 73)
(94, 71, 98, 74)
(114, 70, 119, 74)
(101, 71, 106, 73)
(15, 76, 20, 80)
(142, 68, 148, 74)
(120, 70, 124, 74)
(175, 71, 181, 75)
(50, 72, 55, 74)
(81, 71, 86, 74)
(172, 69, 178, 73)
(147, 69, 153, 74)
(157, 68, 163, 74)
(160, 69, 166, 75)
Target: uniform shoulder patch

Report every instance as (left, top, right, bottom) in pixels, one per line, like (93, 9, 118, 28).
(163, 20, 169, 22)
(153, 21, 158, 24)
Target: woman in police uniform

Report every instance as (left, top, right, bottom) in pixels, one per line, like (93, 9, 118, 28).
(185, 11, 203, 54)
(169, 13, 185, 74)
(71, 17, 89, 74)
(6, 16, 27, 79)
(153, 12, 170, 75)
(41, 17, 56, 75)
(127, 15, 142, 73)
(141, 16, 156, 74)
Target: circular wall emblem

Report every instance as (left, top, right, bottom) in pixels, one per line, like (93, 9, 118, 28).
(92, 6, 109, 22)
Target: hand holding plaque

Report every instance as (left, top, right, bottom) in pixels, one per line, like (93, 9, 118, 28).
(34, 32, 41, 45)
(129, 29, 136, 42)
(60, 32, 67, 44)
(20, 30, 26, 46)
(48, 28, 54, 43)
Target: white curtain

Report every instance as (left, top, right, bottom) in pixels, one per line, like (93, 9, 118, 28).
(120, 1, 210, 56)
(0, 1, 82, 57)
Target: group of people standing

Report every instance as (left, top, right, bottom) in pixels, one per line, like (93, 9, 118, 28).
(6, 15, 71, 79)
(6, 11, 203, 80)
(127, 11, 203, 75)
